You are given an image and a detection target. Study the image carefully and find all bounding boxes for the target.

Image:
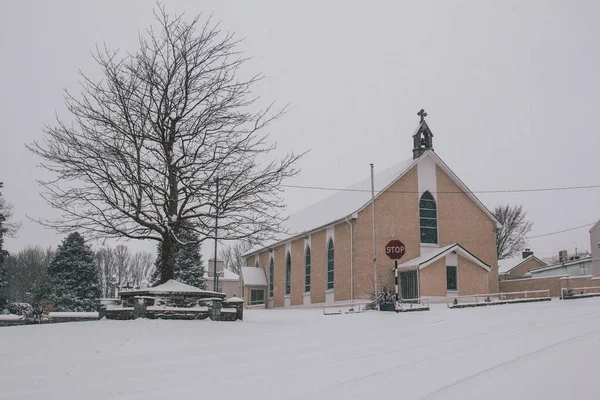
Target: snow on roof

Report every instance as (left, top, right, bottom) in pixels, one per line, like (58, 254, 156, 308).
(245, 148, 501, 258)
(245, 155, 418, 255)
(396, 243, 491, 272)
(241, 267, 268, 287)
(530, 256, 593, 274)
(149, 279, 206, 293)
(121, 279, 223, 296)
(498, 256, 530, 274)
(222, 269, 239, 280)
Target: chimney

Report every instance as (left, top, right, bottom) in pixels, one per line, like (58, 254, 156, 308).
(522, 248, 533, 259)
(207, 259, 225, 277)
(559, 250, 568, 263)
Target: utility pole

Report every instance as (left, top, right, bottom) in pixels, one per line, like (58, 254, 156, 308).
(213, 177, 219, 292)
(370, 164, 378, 305)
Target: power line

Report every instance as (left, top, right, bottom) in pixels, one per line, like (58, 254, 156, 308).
(281, 183, 600, 195)
(526, 222, 596, 240)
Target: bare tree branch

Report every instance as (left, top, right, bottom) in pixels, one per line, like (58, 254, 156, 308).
(493, 204, 533, 260)
(28, 7, 300, 282)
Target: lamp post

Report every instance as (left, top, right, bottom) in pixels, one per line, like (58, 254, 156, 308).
(213, 177, 219, 292)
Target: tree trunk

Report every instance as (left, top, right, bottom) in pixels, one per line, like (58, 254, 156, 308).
(160, 233, 179, 283)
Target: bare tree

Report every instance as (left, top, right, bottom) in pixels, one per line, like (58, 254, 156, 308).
(219, 240, 254, 275)
(4, 246, 53, 303)
(28, 7, 300, 283)
(129, 251, 155, 288)
(493, 204, 533, 260)
(95, 247, 116, 297)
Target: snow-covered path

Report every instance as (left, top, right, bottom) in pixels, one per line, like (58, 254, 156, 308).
(1, 298, 599, 399)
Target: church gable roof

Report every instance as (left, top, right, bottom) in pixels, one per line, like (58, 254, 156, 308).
(245, 149, 500, 257)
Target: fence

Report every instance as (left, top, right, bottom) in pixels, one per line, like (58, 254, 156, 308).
(323, 301, 371, 315)
(447, 289, 550, 308)
(561, 286, 600, 300)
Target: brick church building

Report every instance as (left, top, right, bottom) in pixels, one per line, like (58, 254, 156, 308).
(242, 110, 500, 307)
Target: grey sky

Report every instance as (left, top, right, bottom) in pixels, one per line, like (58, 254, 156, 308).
(1, 0, 599, 261)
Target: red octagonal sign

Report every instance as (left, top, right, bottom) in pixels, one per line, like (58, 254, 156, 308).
(385, 240, 406, 260)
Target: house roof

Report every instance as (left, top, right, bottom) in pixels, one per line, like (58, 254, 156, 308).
(529, 256, 593, 274)
(120, 279, 223, 297)
(590, 219, 600, 234)
(498, 255, 546, 274)
(394, 243, 491, 272)
(241, 267, 268, 287)
(203, 268, 239, 281)
(244, 148, 501, 258)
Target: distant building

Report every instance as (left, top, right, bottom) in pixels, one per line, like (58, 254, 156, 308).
(591, 220, 600, 277)
(204, 259, 240, 298)
(529, 255, 593, 278)
(242, 111, 500, 307)
(498, 249, 547, 280)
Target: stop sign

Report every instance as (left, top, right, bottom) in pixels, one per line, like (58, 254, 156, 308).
(385, 240, 406, 260)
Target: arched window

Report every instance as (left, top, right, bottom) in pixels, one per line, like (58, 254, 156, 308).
(419, 191, 438, 244)
(327, 238, 334, 290)
(285, 252, 291, 296)
(304, 245, 311, 293)
(269, 257, 274, 298)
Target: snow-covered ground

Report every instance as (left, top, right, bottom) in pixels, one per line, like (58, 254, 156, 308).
(2, 298, 600, 400)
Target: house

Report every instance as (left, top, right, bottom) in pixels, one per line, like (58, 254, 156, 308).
(529, 255, 593, 278)
(498, 249, 547, 280)
(591, 220, 600, 277)
(204, 259, 240, 299)
(242, 110, 501, 307)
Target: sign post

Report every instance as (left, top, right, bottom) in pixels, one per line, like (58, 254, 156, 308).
(386, 240, 405, 302)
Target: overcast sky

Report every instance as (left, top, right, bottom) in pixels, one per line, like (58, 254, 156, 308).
(1, 0, 599, 261)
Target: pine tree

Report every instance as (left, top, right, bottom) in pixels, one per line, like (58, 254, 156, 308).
(46, 232, 101, 311)
(152, 224, 205, 289)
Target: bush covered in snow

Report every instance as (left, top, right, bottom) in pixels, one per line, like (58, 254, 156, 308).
(7, 301, 33, 316)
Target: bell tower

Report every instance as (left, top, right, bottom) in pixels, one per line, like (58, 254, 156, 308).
(412, 109, 434, 160)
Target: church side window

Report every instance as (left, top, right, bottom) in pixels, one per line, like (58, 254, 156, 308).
(419, 191, 438, 244)
(304, 246, 311, 293)
(327, 239, 334, 290)
(269, 257, 274, 298)
(285, 252, 291, 296)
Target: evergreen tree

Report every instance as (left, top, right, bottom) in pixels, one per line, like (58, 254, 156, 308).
(152, 224, 205, 289)
(46, 232, 101, 311)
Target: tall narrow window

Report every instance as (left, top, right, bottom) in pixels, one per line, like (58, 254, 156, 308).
(285, 252, 291, 295)
(269, 257, 274, 298)
(419, 191, 438, 244)
(446, 266, 457, 291)
(327, 239, 334, 290)
(255, 260, 259, 268)
(304, 245, 311, 293)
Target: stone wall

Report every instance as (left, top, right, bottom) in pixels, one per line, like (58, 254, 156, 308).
(499, 275, 600, 297)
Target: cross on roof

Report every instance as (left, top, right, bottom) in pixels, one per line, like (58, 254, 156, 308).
(417, 109, 427, 123)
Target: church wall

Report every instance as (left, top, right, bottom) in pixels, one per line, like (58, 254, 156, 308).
(310, 230, 327, 304)
(333, 221, 352, 301)
(290, 237, 304, 306)
(457, 256, 489, 295)
(272, 244, 286, 308)
(351, 165, 420, 300)
(435, 166, 499, 293)
(419, 258, 447, 297)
